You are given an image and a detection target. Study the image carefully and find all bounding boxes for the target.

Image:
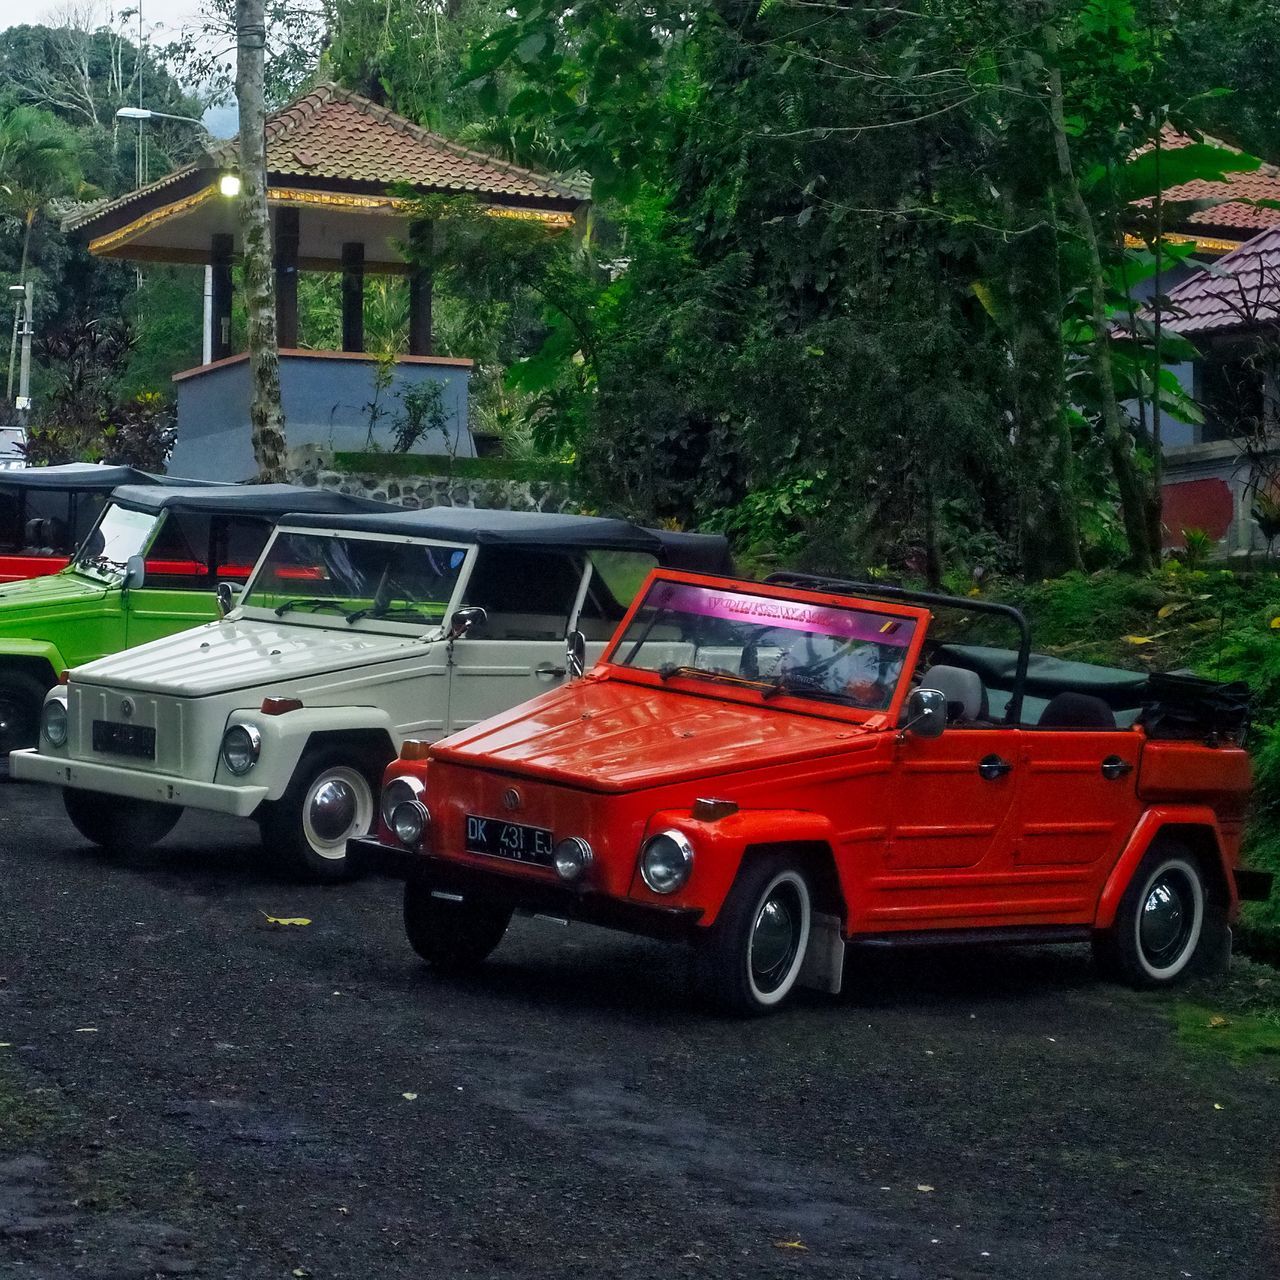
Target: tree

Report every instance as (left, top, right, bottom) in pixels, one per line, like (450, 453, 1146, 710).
(0, 104, 83, 282)
(235, 0, 287, 482)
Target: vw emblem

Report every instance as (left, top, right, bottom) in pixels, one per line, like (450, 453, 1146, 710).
(120, 697, 134, 719)
(502, 788, 521, 812)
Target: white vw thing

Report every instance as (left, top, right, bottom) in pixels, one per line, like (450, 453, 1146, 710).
(11, 507, 730, 879)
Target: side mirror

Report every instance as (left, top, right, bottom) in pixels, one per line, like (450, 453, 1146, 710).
(566, 629, 586, 680)
(216, 581, 241, 617)
(122, 554, 146, 592)
(900, 687, 947, 740)
(447, 605, 487, 641)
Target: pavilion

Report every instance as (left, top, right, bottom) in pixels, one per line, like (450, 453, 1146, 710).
(66, 83, 586, 480)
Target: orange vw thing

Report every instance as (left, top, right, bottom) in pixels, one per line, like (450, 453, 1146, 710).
(351, 571, 1267, 1014)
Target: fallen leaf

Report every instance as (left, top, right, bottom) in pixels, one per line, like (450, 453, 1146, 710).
(1157, 602, 1188, 619)
(1123, 635, 1154, 645)
(262, 913, 311, 927)
(74, 1027, 98, 1033)
(917, 1184, 935, 1193)
(402, 1092, 418, 1101)
(336, 1205, 349, 1215)
(773, 1240, 808, 1251)
(1208, 1015, 1229, 1029)
(1213, 1103, 1224, 1110)
(1271, 616, 1280, 630)
(292, 1270, 312, 1279)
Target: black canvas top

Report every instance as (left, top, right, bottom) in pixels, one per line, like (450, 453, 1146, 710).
(279, 504, 732, 567)
(0, 464, 199, 492)
(110, 483, 393, 518)
(937, 643, 1150, 706)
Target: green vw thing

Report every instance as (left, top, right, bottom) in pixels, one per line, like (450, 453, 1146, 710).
(0, 483, 384, 764)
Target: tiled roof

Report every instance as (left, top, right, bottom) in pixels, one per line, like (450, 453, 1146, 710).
(1146, 125, 1280, 239)
(208, 83, 585, 201)
(1162, 226, 1280, 335)
(67, 82, 584, 233)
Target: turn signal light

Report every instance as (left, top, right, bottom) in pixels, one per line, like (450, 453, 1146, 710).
(260, 697, 303, 715)
(400, 738, 431, 761)
(58, 670, 69, 685)
(692, 797, 738, 822)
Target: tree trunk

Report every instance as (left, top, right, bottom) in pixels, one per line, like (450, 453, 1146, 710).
(1045, 30, 1154, 573)
(235, 0, 287, 482)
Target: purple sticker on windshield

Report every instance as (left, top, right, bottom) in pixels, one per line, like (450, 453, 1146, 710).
(648, 581, 916, 648)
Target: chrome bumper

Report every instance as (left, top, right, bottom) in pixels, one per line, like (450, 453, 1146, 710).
(8, 749, 268, 818)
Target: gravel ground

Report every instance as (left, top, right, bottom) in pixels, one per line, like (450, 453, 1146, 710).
(0, 781, 1277, 1280)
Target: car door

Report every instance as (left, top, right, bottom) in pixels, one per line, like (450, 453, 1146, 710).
(444, 546, 588, 732)
(1006, 724, 1146, 920)
(124, 515, 269, 648)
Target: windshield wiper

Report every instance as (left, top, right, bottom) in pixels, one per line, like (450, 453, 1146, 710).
(274, 598, 350, 618)
(657, 664, 769, 689)
(345, 603, 437, 625)
(763, 672, 863, 705)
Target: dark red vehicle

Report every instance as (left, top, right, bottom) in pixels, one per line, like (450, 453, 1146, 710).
(0, 465, 172, 583)
(352, 571, 1266, 1013)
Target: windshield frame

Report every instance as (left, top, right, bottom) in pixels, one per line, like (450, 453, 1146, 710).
(68, 501, 163, 584)
(236, 525, 476, 635)
(600, 570, 931, 723)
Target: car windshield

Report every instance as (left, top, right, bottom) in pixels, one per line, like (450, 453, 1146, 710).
(613, 579, 918, 711)
(71, 503, 159, 581)
(241, 531, 469, 628)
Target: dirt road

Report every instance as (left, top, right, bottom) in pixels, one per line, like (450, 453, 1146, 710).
(1, 783, 1276, 1279)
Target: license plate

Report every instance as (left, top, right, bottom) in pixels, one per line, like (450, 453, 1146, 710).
(92, 719, 156, 760)
(465, 814, 554, 866)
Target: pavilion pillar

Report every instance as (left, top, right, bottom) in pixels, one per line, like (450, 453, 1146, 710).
(274, 207, 300, 349)
(408, 219, 433, 356)
(210, 233, 234, 363)
(341, 241, 365, 353)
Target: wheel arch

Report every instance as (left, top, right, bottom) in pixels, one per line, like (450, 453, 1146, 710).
(302, 727, 397, 768)
(1096, 807, 1234, 928)
(739, 840, 846, 926)
(0, 650, 61, 691)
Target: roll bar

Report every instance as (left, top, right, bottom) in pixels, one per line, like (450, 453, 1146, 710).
(764, 571, 1032, 725)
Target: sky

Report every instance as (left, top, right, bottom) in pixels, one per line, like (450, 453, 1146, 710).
(2, 1, 239, 136)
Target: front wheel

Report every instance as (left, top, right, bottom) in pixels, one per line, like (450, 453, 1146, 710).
(62, 788, 182, 854)
(1095, 847, 1210, 988)
(693, 857, 813, 1015)
(258, 748, 381, 882)
(0, 670, 49, 767)
(403, 878, 512, 973)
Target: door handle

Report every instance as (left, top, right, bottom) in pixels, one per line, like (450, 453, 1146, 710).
(535, 663, 567, 678)
(978, 754, 1014, 780)
(1101, 755, 1133, 780)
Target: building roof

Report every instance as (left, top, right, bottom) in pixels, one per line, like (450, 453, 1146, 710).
(68, 83, 586, 267)
(1141, 126, 1280, 251)
(1162, 226, 1280, 335)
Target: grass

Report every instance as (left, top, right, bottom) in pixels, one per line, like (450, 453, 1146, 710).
(1174, 958, 1280, 1061)
(331, 451, 575, 485)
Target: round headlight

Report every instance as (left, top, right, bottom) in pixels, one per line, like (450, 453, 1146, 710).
(391, 800, 428, 847)
(220, 723, 261, 776)
(380, 775, 425, 831)
(42, 700, 67, 747)
(553, 836, 593, 882)
(640, 830, 694, 895)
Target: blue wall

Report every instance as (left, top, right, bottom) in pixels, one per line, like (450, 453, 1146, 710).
(170, 354, 473, 481)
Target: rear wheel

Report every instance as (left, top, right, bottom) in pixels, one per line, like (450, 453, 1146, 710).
(259, 747, 381, 882)
(693, 856, 813, 1015)
(1095, 846, 1209, 987)
(0, 670, 49, 767)
(62, 788, 182, 854)
(403, 878, 512, 973)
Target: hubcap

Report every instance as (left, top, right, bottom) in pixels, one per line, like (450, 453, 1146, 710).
(750, 882, 803, 994)
(1139, 871, 1194, 968)
(308, 778, 358, 843)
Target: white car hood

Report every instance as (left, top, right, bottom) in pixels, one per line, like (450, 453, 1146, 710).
(72, 616, 437, 696)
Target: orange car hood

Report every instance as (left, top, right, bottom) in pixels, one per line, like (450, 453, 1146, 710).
(432, 674, 878, 793)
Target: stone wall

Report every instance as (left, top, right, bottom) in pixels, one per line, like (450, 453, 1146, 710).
(286, 466, 579, 514)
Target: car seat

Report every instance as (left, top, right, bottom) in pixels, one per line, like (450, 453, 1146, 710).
(920, 665, 988, 723)
(1038, 691, 1116, 729)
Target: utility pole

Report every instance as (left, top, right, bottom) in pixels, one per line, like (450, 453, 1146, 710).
(235, 0, 287, 481)
(7, 283, 33, 420)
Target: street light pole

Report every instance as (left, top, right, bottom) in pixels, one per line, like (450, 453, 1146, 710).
(7, 283, 33, 419)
